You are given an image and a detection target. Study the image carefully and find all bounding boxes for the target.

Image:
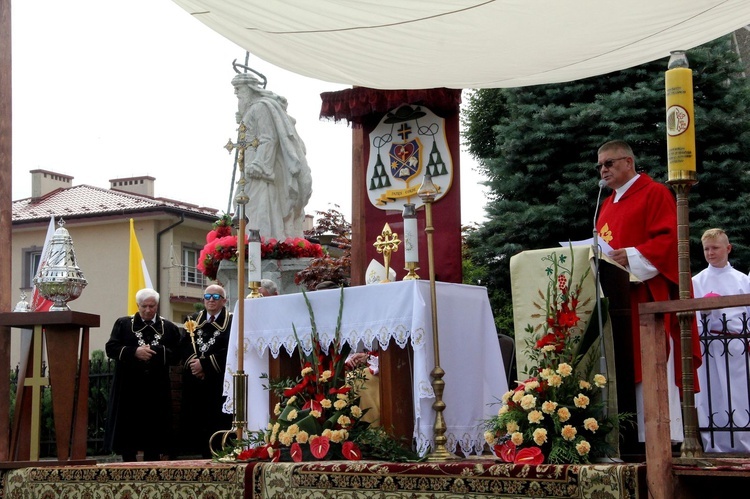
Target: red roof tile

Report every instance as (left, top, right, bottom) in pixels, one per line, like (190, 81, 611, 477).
(12, 185, 218, 223)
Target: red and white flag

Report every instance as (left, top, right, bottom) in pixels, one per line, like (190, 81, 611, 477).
(30, 216, 56, 312)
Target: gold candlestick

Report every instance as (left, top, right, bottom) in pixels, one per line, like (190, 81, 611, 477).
(373, 223, 401, 283)
(403, 261, 420, 280)
(418, 174, 459, 461)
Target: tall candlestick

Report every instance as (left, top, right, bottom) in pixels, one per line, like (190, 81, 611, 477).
(418, 174, 458, 461)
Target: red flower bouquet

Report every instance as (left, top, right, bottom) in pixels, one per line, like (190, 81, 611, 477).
(197, 214, 325, 280)
(216, 288, 421, 463)
(484, 247, 631, 464)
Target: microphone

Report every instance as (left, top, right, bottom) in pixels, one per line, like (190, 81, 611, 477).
(592, 178, 609, 417)
(593, 179, 607, 231)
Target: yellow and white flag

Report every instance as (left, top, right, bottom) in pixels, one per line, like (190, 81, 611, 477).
(128, 219, 153, 315)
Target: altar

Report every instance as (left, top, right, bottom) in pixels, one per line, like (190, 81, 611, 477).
(223, 280, 508, 455)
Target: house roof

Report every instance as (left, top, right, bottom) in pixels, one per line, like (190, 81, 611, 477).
(12, 184, 218, 223)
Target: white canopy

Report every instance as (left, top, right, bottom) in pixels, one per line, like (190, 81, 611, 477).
(172, 0, 750, 89)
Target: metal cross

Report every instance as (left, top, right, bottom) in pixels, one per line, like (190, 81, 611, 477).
(373, 223, 401, 283)
(225, 122, 259, 206)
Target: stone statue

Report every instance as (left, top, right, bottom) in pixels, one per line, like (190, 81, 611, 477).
(232, 72, 313, 240)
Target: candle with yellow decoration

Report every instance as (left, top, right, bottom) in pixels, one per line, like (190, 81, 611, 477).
(665, 50, 697, 182)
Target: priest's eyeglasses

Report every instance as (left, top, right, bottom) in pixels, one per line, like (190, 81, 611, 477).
(595, 156, 628, 171)
(204, 293, 224, 300)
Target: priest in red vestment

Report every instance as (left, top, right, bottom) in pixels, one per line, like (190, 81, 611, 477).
(594, 139, 701, 442)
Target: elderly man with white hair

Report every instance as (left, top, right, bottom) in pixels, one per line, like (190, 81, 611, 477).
(104, 288, 180, 462)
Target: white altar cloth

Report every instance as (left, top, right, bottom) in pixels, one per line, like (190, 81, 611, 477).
(223, 280, 507, 455)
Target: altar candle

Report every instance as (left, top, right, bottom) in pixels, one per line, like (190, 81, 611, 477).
(402, 203, 419, 263)
(665, 50, 696, 181)
(247, 229, 262, 283)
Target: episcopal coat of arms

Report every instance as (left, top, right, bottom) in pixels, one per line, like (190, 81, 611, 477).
(367, 105, 453, 209)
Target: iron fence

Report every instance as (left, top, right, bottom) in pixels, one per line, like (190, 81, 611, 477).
(697, 313, 750, 453)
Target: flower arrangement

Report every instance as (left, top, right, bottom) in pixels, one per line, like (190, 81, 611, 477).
(216, 288, 419, 463)
(197, 214, 325, 280)
(484, 247, 630, 465)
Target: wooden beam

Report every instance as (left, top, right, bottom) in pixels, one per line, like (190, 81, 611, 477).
(640, 312, 675, 499)
(0, 0, 13, 463)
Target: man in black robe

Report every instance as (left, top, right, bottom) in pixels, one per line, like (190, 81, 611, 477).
(177, 284, 233, 458)
(104, 288, 180, 462)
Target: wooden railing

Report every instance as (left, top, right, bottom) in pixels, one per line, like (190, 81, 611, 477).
(639, 293, 750, 499)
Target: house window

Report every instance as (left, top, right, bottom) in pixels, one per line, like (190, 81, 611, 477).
(182, 247, 203, 285)
(22, 247, 44, 289)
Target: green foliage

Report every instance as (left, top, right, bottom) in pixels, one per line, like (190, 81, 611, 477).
(298, 205, 352, 289)
(463, 35, 750, 333)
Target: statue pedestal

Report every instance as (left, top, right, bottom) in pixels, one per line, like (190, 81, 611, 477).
(262, 258, 312, 296)
(217, 258, 312, 309)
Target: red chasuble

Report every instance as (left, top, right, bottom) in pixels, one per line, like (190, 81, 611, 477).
(596, 174, 701, 393)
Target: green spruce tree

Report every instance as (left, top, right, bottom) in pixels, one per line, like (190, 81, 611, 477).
(463, 35, 750, 335)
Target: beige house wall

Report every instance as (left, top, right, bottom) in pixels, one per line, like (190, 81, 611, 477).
(10, 214, 215, 367)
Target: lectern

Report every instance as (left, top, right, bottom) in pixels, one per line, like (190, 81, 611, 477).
(0, 311, 99, 465)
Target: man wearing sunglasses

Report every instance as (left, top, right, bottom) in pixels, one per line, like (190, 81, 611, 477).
(594, 140, 701, 447)
(176, 284, 233, 458)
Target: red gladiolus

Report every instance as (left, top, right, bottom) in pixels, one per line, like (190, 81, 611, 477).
(310, 436, 330, 459)
(342, 441, 362, 461)
(493, 441, 516, 463)
(515, 447, 544, 465)
(558, 310, 579, 327)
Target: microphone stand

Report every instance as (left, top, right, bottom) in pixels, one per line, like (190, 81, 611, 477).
(592, 181, 608, 417)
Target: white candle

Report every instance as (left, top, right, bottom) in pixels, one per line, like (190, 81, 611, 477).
(402, 204, 419, 263)
(247, 229, 262, 282)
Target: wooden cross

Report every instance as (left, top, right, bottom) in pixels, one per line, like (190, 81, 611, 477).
(24, 326, 50, 460)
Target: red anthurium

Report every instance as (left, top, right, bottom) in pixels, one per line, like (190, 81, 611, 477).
(284, 377, 308, 397)
(302, 399, 323, 413)
(290, 443, 303, 462)
(237, 448, 257, 461)
(342, 441, 362, 461)
(310, 436, 331, 459)
(515, 447, 544, 465)
(493, 441, 516, 463)
(269, 446, 281, 462)
(329, 386, 352, 395)
(535, 333, 558, 350)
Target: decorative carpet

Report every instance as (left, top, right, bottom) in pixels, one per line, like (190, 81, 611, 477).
(0, 459, 247, 498)
(245, 459, 646, 499)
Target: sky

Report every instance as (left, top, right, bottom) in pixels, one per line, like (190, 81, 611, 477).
(10, 0, 489, 226)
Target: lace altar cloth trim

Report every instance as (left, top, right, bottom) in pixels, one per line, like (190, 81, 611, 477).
(0, 460, 247, 498)
(246, 459, 646, 499)
(250, 321, 421, 360)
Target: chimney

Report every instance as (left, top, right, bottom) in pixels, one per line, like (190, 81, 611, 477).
(109, 175, 156, 197)
(31, 169, 73, 199)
